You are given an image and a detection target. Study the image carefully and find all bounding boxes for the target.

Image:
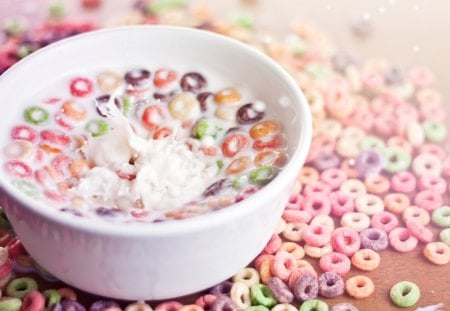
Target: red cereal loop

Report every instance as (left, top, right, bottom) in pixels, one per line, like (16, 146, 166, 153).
(153, 68, 178, 88)
(11, 125, 37, 142)
(6, 237, 26, 259)
(5, 160, 32, 178)
(41, 129, 72, 146)
(153, 127, 173, 140)
(141, 105, 164, 131)
(253, 134, 284, 151)
(331, 227, 361, 257)
(70, 77, 94, 97)
(221, 133, 249, 157)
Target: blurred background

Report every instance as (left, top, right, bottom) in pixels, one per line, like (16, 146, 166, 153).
(1, 0, 449, 100)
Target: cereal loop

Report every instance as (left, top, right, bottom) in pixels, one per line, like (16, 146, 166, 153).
(345, 275, 374, 299)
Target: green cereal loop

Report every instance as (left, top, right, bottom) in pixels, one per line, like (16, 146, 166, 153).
(440, 228, 450, 246)
(0, 297, 22, 311)
(6, 277, 38, 299)
(48, 1, 66, 18)
(122, 96, 132, 115)
(0, 208, 11, 229)
(390, 281, 420, 308)
(382, 147, 411, 173)
(217, 160, 224, 170)
(232, 14, 254, 29)
(24, 106, 50, 126)
(148, 0, 186, 15)
(245, 306, 269, 311)
(3, 18, 27, 36)
(249, 166, 278, 186)
(85, 119, 109, 137)
(193, 119, 215, 139)
(43, 289, 61, 310)
(358, 135, 385, 151)
(299, 299, 329, 311)
(422, 120, 447, 142)
(305, 63, 330, 79)
(12, 180, 40, 197)
(232, 175, 248, 190)
(432, 206, 450, 228)
(250, 284, 276, 308)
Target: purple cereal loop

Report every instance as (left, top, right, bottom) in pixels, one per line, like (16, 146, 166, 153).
(180, 72, 207, 93)
(354, 150, 384, 177)
(318, 271, 345, 298)
(210, 295, 237, 311)
(293, 271, 318, 301)
(210, 281, 233, 297)
(267, 277, 294, 304)
(330, 303, 359, 311)
(54, 300, 86, 311)
(312, 151, 341, 172)
(359, 228, 389, 251)
(89, 300, 120, 311)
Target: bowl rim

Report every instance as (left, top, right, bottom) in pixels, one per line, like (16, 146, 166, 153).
(0, 25, 312, 237)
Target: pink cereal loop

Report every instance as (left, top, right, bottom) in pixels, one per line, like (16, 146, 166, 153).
(302, 193, 331, 217)
(282, 210, 312, 224)
(406, 220, 433, 243)
(329, 191, 355, 217)
(320, 168, 347, 190)
(388, 227, 418, 252)
(262, 234, 282, 255)
(302, 223, 332, 247)
(402, 206, 430, 226)
(414, 190, 443, 212)
(390, 171, 417, 194)
(195, 295, 217, 309)
(418, 175, 447, 195)
(285, 194, 304, 210)
(271, 250, 297, 281)
(319, 251, 351, 276)
(154, 301, 183, 311)
(371, 211, 399, 233)
(331, 227, 361, 256)
(303, 180, 332, 196)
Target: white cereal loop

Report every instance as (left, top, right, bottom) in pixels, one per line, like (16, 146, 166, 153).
(345, 65, 362, 92)
(355, 194, 385, 216)
(282, 222, 307, 242)
(336, 136, 360, 158)
(315, 119, 342, 139)
(310, 215, 335, 231)
(215, 105, 238, 121)
(340, 126, 366, 141)
(341, 212, 371, 232)
(340, 178, 367, 200)
(230, 282, 251, 311)
(304, 243, 333, 258)
(406, 120, 425, 147)
(271, 304, 298, 311)
(412, 153, 442, 177)
(0, 247, 8, 266)
(168, 92, 200, 120)
(275, 218, 287, 235)
(305, 88, 324, 114)
(125, 302, 153, 311)
(232, 267, 260, 287)
(3, 140, 34, 160)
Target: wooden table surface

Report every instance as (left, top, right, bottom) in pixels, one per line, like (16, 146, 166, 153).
(1, 1, 450, 310)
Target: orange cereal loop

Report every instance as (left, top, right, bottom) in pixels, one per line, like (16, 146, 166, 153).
(214, 87, 242, 104)
(345, 275, 375, 299)
(61, 100, 87, 121)
(254, 150, 288, 167)
(226, 156, 251, 175)
(258, 256, 274, 284)
(351, 249, 381, 271)
(249, 120, 280, 139)
(403, 206, 430, 226)
(39, 144, 62, 154)
(297, 166, 319, 185)
(384, 193, 410, 214)
(364, 174, 390, 195)
(423, 242, 450, 265)
(57, 287, 77, 300)
(278, 241, 305, 260)
(340, 158, 359, 179)
(69, 159, 92, 178)
(15, 254, 34, 268)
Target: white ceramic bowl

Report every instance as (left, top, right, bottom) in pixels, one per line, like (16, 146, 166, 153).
(0, 25, 311, 300)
